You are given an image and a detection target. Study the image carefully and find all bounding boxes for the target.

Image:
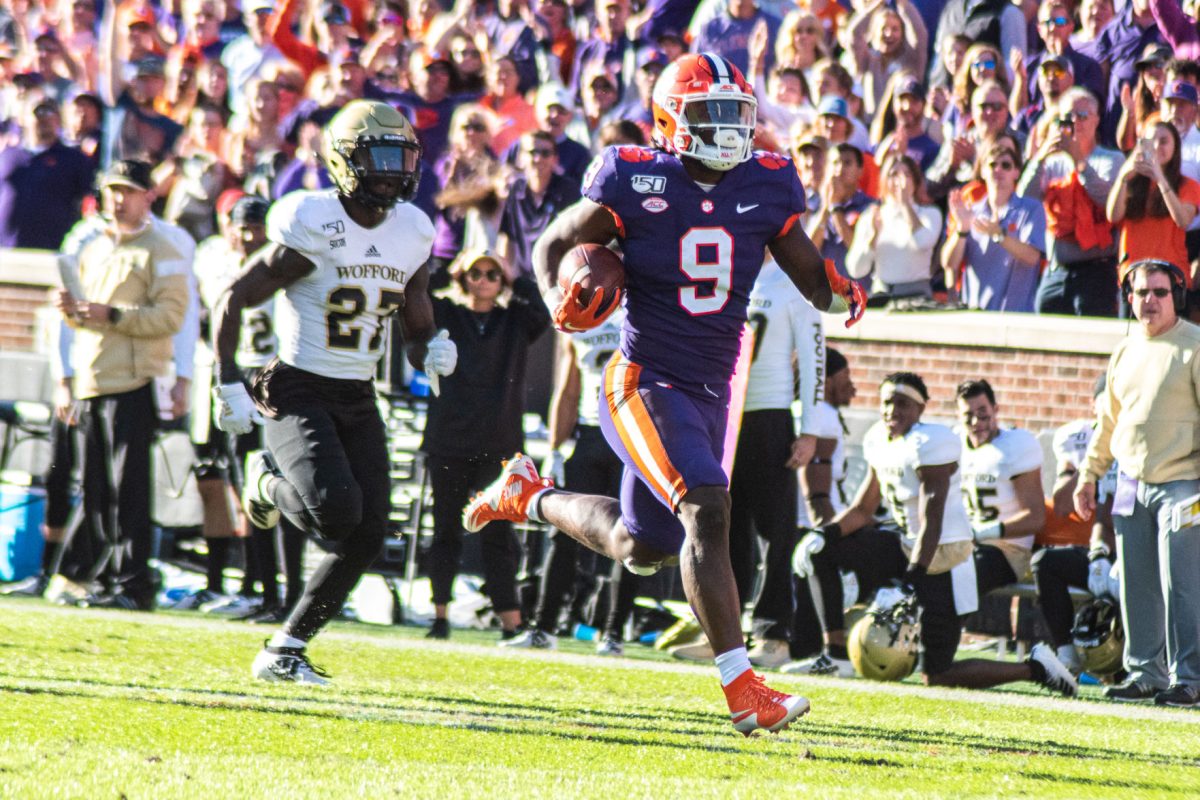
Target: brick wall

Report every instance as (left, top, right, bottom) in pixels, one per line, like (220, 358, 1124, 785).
(832, 338, 1109, 433)
(0, 284, 51, 352)
(826, 310, 1128, 435)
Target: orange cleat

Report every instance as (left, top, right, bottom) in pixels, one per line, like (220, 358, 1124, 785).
(462, 453, 554, 533)
(723, 669, 810, 736)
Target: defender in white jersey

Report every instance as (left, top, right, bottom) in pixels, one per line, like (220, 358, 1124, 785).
(727, 258, 823, 669)
(507, 310, 627, 652)
(955, 380, 1046, 595)
(786, 347, 856, 669)
(790, 373, 1077, 695)
(211, 101, 458, 684)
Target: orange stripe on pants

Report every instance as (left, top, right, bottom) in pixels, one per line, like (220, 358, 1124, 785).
(603, 354, 687, 509)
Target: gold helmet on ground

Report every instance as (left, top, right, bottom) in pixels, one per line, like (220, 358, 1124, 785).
(848, 591, 920, 682)
(1072, 598, 1125, 677)
(323, 99, 421, 209)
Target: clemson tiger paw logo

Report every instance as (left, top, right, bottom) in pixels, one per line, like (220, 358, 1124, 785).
(617, 146, 654, 162)
(755, 152, 788, 170)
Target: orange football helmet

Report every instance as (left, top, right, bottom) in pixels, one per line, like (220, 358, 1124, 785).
(651, 52, 757, 172)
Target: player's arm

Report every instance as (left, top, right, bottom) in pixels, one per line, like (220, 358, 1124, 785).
(547, 335, 581, 451)
(531, 197, 620, 303)
(831, 466, 882, 537)
(1091, 488, 1117, 558)
(801, 436, 839, 525)
(213, 243, 314, 384)
(1052, 457, 1080, 519)
(1001, 469, 1047, 538)
(911, 462, 955, 570)
(399, 263, 439, 368)
(768, 222, 865, 326)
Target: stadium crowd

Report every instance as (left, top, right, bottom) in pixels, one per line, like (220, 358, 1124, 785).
(2, 0, 1200, 708)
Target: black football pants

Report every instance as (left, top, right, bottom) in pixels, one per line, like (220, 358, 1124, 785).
(257, 364, 389, 642)
(534, 425, 622, 632)
(1031, 545, 1089, 648)
(729, 409, 800, 641)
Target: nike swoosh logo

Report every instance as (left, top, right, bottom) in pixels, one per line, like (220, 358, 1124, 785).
(736, 203, 759, 213)
(731, 709, 755, 724)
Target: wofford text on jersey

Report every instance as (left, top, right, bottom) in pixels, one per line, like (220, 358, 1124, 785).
(335, 265, 407, 282)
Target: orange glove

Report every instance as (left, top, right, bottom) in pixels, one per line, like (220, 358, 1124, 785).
(824, 259, 867, 328)
(553, 283, 620, 332)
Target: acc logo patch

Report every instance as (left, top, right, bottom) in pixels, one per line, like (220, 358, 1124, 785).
(617, 146, 654, 163)
(642, 197, 669, 213)
(631, 174, 666, 194)
(755, 152, 789, 170)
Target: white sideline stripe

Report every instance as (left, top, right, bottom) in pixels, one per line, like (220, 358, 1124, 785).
(7, 601, 1198, 726)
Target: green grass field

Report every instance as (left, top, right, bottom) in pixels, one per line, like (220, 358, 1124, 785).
(1, 598, 1198, 799)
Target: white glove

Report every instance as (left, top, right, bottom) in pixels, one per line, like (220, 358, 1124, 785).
(871, 585, 909, 613)
(423, 330, 457, 397)
(1088, 558, 1114, 598)
(792, 530, 826, 578)
(973, 521, 1004, 542)
(541, 450, 565, 487)
(212, 382, 260, 435)
(1105, 560, 1121, 600)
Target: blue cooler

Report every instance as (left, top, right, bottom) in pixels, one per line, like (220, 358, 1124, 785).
(0, 484, 45, 581)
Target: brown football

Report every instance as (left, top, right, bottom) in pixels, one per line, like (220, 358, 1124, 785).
(558, 243, 625, 318)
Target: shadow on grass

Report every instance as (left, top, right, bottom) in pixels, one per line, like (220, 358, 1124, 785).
(801, 720, 1200, 771)
(0, 676, 748, 754)
(4, 671, 1199, 786)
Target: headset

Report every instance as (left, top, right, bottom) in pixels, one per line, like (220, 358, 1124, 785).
(1120, 258, 1188, 316)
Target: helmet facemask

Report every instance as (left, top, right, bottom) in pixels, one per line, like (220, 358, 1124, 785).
(676, 95, 756, 171)
(338, 137, 422, 209)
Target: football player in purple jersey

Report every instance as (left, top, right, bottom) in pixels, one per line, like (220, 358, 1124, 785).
(464, 52, 864, 735)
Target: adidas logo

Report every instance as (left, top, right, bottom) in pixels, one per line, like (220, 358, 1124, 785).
(365, 245, 381, 257)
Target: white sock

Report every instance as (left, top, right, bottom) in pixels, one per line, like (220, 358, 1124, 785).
(269, 631, 307, 650)
(526, 487, 553, 523)
(715, 646, 753, 686)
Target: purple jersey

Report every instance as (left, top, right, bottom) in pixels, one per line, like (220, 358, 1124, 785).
(582, 145, 807, 388)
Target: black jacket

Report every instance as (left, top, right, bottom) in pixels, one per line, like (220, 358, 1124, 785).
(420, 276, 551, 459)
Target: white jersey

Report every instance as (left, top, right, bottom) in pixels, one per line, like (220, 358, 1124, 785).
(744, 260, 823, 432)
(194, 238, 278, 369)
(572, 308, 624, 427)
(863, 420, 973, 546)
(959, 427, 1043, 552)
(795, 400, 848, 527)
(1053, 419, 1119, 501)
(266, 190, 434, 380)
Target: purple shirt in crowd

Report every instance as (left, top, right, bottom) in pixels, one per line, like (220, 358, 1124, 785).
(0, 140, 94, 249)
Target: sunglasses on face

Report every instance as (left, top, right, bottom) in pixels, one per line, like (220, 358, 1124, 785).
(525, 148, 555, 158)
(462, 122, 487, 132)
(1133, 287, 1172, 299)
(972, 59, 997, 71)
(467, 267, 501, 281)
(1041, 15, 1070, 28)
(978, 101, 1005, 113)
(988, 160, 1017, 171)
(454, 48, 481, 58)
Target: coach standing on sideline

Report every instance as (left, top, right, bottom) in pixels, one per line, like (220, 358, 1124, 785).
(52, 159, 192, 611)
(1075, 258, 1200, 707)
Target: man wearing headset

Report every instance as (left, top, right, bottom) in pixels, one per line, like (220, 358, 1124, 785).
(1075, 258, 1200, 707)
